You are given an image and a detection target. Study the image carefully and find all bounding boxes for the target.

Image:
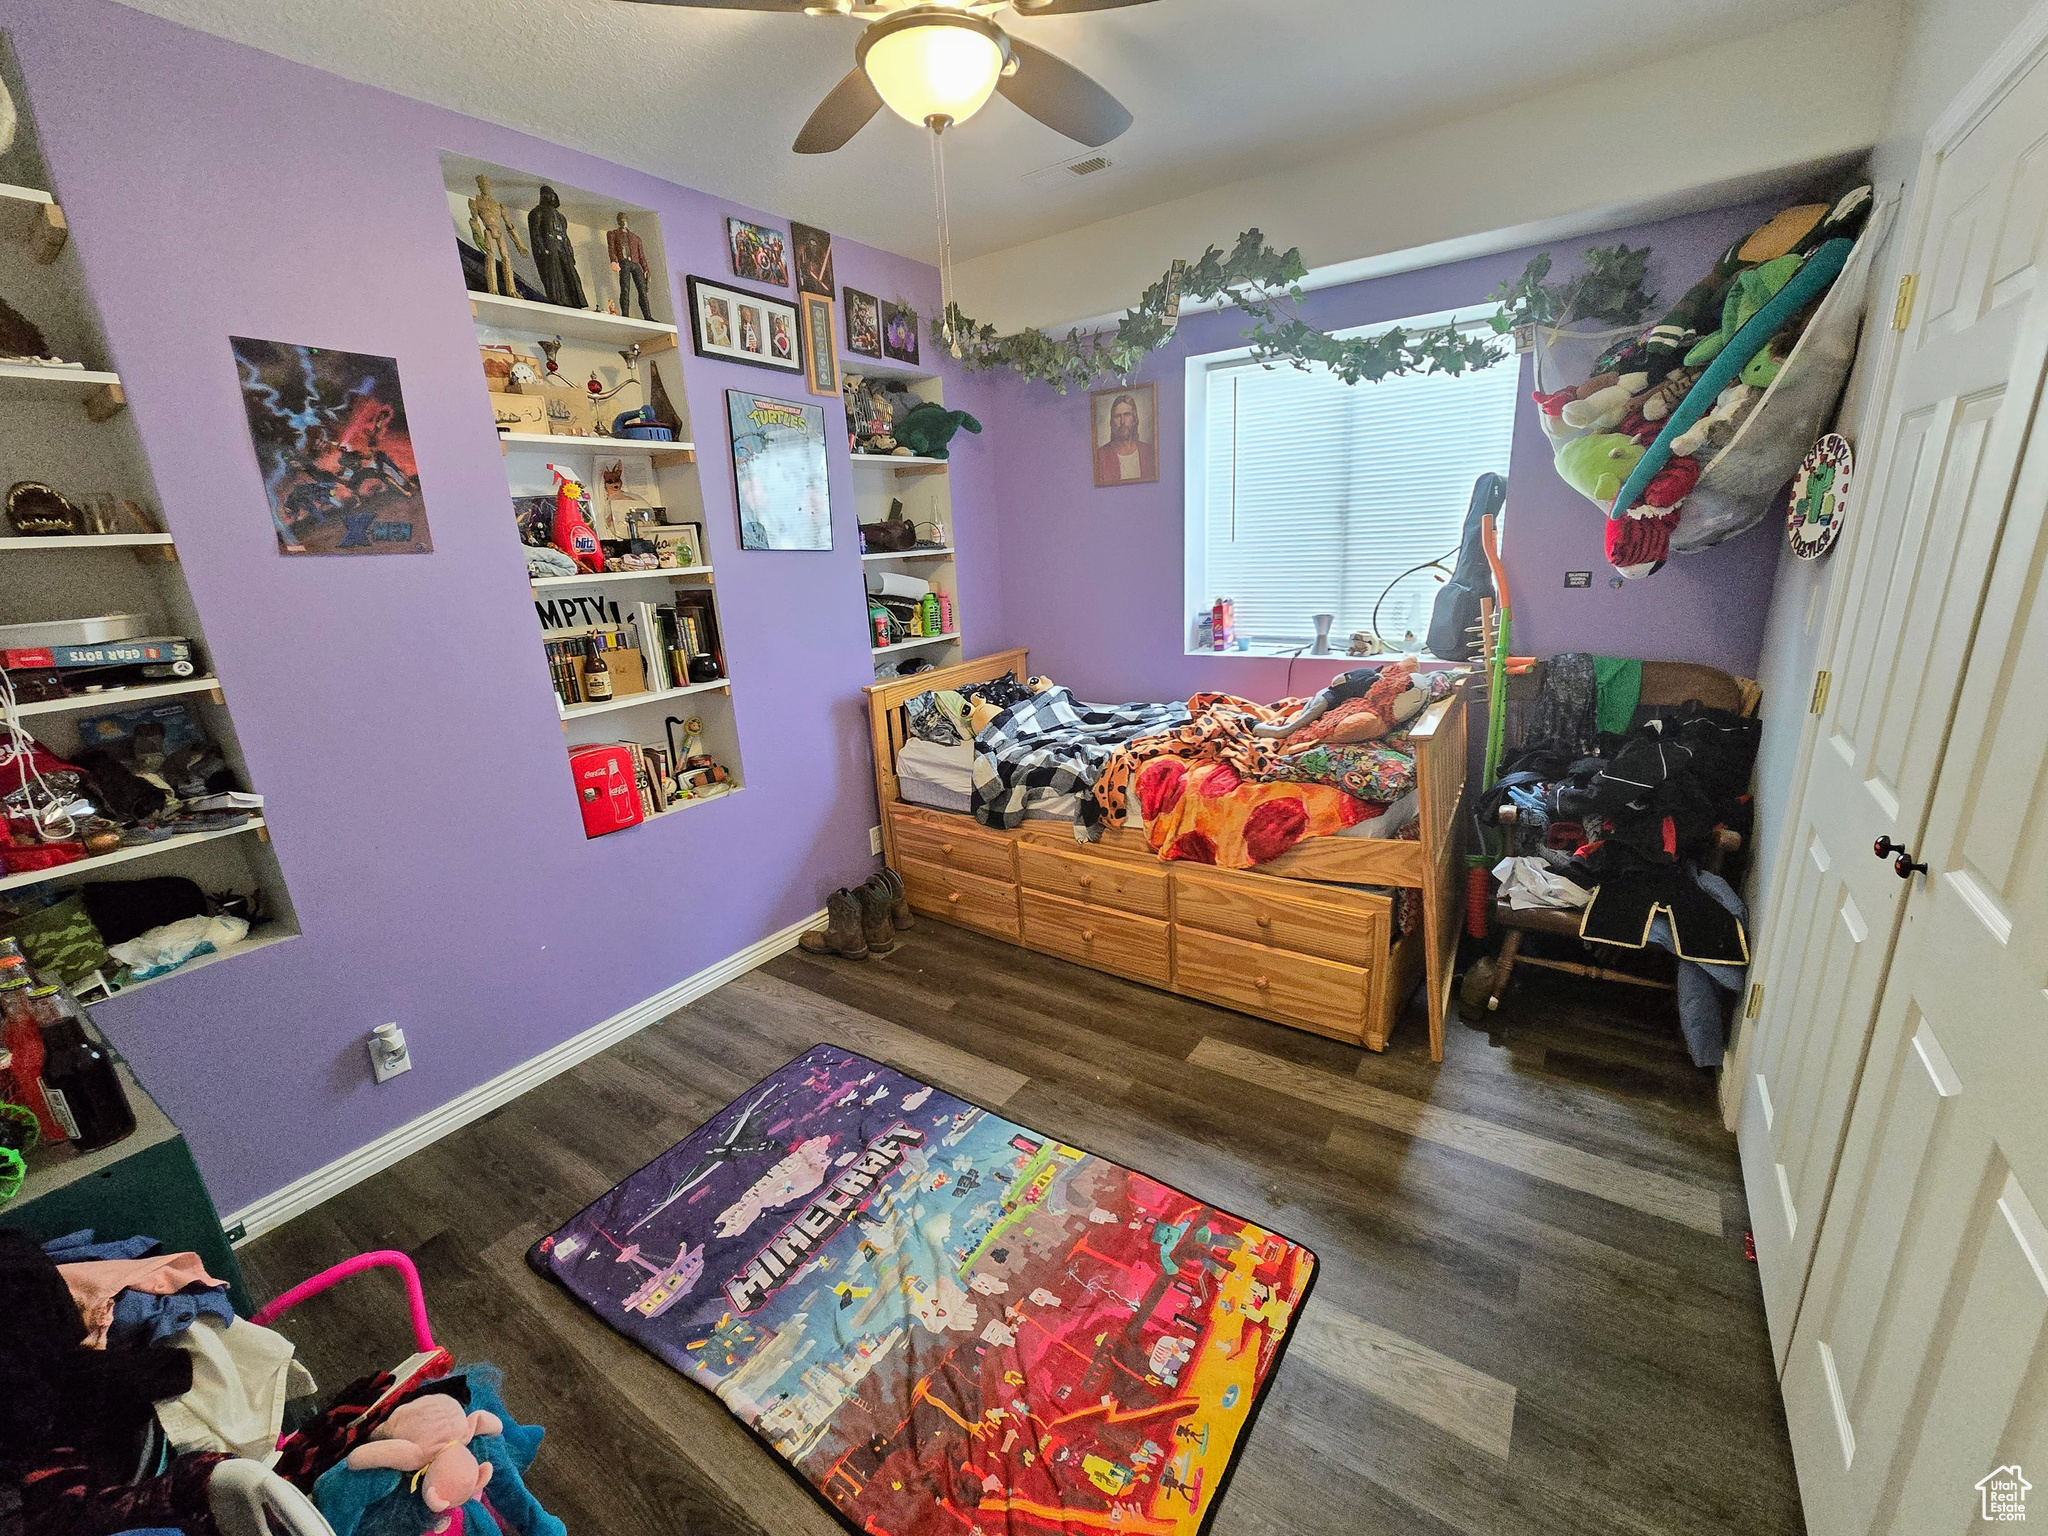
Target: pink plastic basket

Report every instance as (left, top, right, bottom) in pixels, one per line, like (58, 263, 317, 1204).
(251, 1248, 439, 1356)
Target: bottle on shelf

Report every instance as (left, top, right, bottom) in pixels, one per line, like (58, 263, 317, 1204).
(0, 939, 61, 1143)
(28, 980, 134, 1152)
(582, 646, 613, 702)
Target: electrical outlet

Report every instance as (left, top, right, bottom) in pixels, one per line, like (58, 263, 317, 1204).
(369, 1022, 412, 1084)
(869, 825, 883, 855)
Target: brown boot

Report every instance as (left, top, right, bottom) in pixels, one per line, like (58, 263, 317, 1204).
(798, 889, 869, 960)
(873, 867, 913, 930)
(853, 881, 897, 954)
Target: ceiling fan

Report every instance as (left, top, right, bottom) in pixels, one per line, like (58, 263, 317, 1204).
(617, 0, 1155, 153)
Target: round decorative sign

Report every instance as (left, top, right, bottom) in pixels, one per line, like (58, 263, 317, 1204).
(1788, 432, 1853, 560)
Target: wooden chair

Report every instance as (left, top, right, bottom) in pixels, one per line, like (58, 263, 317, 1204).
(1481, 660, 1752, 1013)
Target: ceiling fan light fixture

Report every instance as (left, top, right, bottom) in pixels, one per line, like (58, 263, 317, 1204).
(858, 10, 1007, 129)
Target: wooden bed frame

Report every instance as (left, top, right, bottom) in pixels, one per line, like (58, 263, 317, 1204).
(864, 649, 1468, 1059)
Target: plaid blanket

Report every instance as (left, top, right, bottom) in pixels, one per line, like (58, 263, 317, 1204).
(971, 687, 1189, 829)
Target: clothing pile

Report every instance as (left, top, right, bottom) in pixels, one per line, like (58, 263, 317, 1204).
(1536, 182, 1881, 577)
(1487, 657, 1761, 1065)
(968, 687, 1189, 831)
(0, 1227, 310, 1536)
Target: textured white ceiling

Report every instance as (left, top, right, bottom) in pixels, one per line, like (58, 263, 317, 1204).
(109, 0, 1852, 265)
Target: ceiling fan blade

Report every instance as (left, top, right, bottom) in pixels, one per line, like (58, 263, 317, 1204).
(794, 66, 885, 153)
(1009, 0, 1159, 13)
(996, 37, 1132, 147)
(614, 0, 818, 11)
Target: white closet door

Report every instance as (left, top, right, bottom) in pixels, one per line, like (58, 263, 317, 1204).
(1739, 47, 2048, 1368)
(1777, 247, 2048, 1534)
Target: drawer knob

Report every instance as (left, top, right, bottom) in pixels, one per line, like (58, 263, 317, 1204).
(942, 842, 955, 854)
(1082, 929, 1096, 942)
(948, 892, 963, 904)
(1077, 875, 1093, 887)
(1254, 974, 1270, 989)
(1256, 915, 1272, 928)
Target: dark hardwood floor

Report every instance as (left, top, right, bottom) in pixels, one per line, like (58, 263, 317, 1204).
(241, 919, 1803, 1536)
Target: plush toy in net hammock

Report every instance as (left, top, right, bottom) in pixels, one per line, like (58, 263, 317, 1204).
(1533, 182, 1890, 577)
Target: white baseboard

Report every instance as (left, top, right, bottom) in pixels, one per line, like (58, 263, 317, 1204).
(223, 907, 826, 1245)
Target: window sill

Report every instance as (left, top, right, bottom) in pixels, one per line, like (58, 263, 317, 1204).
(1182, 646, 1451, 666)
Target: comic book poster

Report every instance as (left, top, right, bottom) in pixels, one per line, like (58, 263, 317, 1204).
(231, 337, 432, 556)
(728, 390, 832, 551)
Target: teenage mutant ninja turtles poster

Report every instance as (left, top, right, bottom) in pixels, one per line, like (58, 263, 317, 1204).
(231, 337, 433, 556)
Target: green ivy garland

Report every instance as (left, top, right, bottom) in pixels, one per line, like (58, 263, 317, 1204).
(931, 231, 1656, 393)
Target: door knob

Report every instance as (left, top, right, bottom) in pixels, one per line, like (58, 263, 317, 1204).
(1873, 837, 1927, 879)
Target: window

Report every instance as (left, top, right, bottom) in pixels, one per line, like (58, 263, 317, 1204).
(1184, 311, 1519, 653)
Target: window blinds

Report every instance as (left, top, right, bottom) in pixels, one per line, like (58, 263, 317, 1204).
(1196, 339, 1520, 648)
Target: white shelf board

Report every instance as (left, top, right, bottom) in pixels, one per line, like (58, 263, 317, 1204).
(93, 926, 299, 1004)
(0, 532, 172, 550)
(530, 565, 711, 589)
(841, 355, 934, 383)
(861, 546, 952, 563)
(643, 784, 742, 822)
(0, 362, 120, 401)
(16, 677, 221, 719)
(498, 431, 694, 457)
(873, 631, 960, 656)
(559, 679, 729, 720)
(470, 292, 677, 345)
(0, 182, 55, 208)
(851, 454, 947, 470)
(0, 818, 267, 894)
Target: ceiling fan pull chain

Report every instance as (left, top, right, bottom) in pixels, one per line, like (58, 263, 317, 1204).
(930, 120, 958, 349)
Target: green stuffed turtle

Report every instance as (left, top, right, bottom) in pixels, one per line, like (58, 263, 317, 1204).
(894, 401, 983, 460)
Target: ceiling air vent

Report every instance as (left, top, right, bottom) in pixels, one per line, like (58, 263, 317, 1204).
(1021, 153, 1115, 189)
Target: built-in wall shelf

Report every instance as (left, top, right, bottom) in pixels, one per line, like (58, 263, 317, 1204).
(0, 532, 172, 551)
(840, 355, 934, 384)
(642, 785, 741, 822)
(530, 565, 711, 590)
(0, 362, 125, 420)
(873, 631, 960, 657)
(0, 818, 268, 895)
(852, 454, 947, 475)
(497, 430, 695, 467)
(861, 546, 952, 563)
(558, 678, 729, 721)
(83, 927, 298, 1005)
(470, 292, 678, 347)
(15, 677, 222, 720)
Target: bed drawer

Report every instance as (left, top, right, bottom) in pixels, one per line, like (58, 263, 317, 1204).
(1022, 889, 1172, 987)
(901, 856, 1019, 942)
(1172, 869, 1384, 967)
(1173, 925, 1369, 1040)
(1018, 844, 1170, 919)
(890, 807, 1017, 883)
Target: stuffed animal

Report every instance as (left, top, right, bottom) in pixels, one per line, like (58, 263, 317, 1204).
(1559, 371, 1649, 432)
(1669, 381, 1757, 458)
(1252, 661, 1424, 745)
(1554, 432, 1645, 507)
(893, 401, 983, 460)
(346, 1395, 504, 1520)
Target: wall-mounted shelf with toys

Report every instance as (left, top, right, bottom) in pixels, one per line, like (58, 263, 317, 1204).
(0, 36, 298, 1000)
(844, 366, 971, 679)
(440, 151, 745, 839)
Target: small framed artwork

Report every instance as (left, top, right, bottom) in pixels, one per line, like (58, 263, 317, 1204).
(687, 275, 804, 377)
(791, 222, 836, 297)
(728, 217, 790, 287)
(881, 301, 920, 365)
(800, 294, 840, 397)
(1091, 381, 1160, 488)
(728, 389, 832, 551)
(844, 288, 882, 358)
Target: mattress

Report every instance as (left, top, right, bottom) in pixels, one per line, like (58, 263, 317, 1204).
(895, 737, 1418, 841)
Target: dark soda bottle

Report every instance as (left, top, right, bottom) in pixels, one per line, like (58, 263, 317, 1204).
(29, 982, 134, 1152)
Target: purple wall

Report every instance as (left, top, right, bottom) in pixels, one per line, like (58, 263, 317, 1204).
(977, 201, 1791, 702)
(5, 0, 1003, 1212)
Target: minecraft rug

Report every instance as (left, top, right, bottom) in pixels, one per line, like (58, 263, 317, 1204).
(529, 1044, 1316, 1535)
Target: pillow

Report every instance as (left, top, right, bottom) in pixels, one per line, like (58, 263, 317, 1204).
(904, 689, 970, 746)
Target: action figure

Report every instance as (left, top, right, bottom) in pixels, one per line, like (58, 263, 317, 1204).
(608, 212, 653, 321)
(467, 174, 526, 297)
(527, 184, 587, 310)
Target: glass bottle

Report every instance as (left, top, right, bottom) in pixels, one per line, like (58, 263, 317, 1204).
(28, 982, 133, 1151)
(582, 647, 613, 701)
